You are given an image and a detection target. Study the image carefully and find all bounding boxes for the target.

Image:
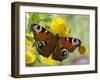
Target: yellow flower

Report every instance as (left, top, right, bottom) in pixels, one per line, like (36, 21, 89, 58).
(78, 45, 88, 56)
(26, 50, 36, 65)
(50, 17, 71, 36)
(39, 54, 60, 65)
(26, 39, 33, 47)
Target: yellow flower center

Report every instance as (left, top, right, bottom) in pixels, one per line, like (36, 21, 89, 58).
(55, 24, 66, 36)
(50, 17, 71, 37)
(78, 45, 87, 54)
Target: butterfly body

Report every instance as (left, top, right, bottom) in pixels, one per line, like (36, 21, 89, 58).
(32, 24, 81, 61)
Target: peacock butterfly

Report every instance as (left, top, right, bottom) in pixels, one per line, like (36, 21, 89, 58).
(32, 24, 81, 61)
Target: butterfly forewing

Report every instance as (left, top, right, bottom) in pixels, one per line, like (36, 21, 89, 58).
(32, 24, 55, 41)
(58, 37, 81, 52)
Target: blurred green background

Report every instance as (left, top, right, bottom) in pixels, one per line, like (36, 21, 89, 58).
(25, 12, 89, 67)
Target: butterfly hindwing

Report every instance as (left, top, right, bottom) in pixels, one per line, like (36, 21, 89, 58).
(36, 40, 56, 57)
(52, 42, 69, 61)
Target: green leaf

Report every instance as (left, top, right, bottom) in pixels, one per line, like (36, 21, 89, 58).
(28, 13, 40, 32)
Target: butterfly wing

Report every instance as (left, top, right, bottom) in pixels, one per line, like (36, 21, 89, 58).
(32, 24, 56, 57)
(32, 24, 55, 41)
(59, 37, 81, 52)
(52, 37, 81, 61)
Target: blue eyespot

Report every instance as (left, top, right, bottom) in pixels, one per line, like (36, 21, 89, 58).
(62, 51, 68, 56)
(38, 43, 43, 49)
(37, 41, 45, 49)
(61, 49, 69, 57)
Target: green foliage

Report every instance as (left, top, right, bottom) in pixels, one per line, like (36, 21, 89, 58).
(27, 13, 40, 32)
(26, 13, 52, 32)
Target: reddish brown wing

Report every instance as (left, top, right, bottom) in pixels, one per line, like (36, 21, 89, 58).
(52, 37, 81, 61)
(32, 24, 56, 57)
(32, 24, 54, 41)
(59, 37, 81, 52)
(52, 42, 69, 61)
